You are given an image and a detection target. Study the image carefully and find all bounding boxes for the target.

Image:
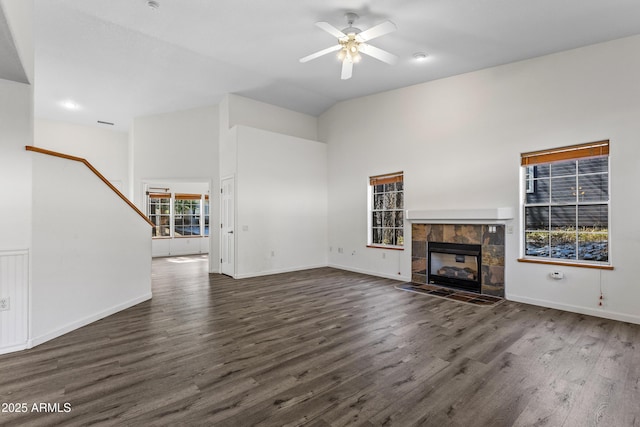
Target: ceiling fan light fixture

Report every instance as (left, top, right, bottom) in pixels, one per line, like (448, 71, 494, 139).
(60, 99, 81, 111)
(301, 12, 398, 79)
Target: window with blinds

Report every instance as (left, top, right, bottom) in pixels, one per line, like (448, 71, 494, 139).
(369, 172, 404, 248)
(521, 140, 609, 264)
(146, 192, 209, 238)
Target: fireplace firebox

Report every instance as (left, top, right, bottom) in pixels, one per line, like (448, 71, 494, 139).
(428, 242, 482, 293)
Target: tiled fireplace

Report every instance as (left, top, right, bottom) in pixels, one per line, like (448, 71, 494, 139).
(411, 223, 505, 297)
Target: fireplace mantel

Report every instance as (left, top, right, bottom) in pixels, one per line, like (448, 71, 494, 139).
(406, 207, 514, 222)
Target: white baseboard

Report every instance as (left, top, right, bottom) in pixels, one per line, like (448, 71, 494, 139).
(28, 292, 153, 349)
(507, 293, 640, 325)
(234, 264, 328, 279)
(328, 263, 410, 282)
(0, 342, 29, 355)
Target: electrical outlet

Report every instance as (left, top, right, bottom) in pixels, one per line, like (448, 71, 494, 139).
(0, 297, 9, 311)
(550, 271, 564, 280)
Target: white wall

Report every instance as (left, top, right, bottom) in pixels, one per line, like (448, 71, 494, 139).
(34, 118, 129, 193)
(0, 80, 32, 252)
(152, 236, 209, 258)
(235, 126, 328, 278)
(0, 79, 32, 352)
(0, 0, 33, 353)
(319, 35, 640, 324)
(30, 153, 152, 346)
(132, 105, 219, 270)
(218, 95, 326, 278)
(227, 94, 318, 141)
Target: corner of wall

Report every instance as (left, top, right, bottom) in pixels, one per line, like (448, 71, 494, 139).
(0, 0, 34, 83)
(227, 94, 319, 141)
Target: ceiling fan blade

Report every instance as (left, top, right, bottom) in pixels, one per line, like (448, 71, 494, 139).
(315, 21, 347, 39)
(356, 20, 397, 42)
(359, 43, 398, 65)
(341, 57, 353, 80)
(299, 44, 342, 63)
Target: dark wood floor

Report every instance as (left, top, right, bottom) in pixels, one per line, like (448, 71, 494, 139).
(1, 255, 639, 426)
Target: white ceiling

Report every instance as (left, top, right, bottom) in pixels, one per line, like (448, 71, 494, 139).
(0, 5, 29, 84)
(33, 0, 640, 131)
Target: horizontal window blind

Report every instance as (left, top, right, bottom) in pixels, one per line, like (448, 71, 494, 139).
(521, 140, 609, 166)
(175, 193, 201, 200)
(369, 171, 403, 186)
(148, 192, 171, 199)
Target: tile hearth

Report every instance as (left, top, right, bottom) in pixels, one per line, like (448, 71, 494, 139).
(396, 283, 504, 306)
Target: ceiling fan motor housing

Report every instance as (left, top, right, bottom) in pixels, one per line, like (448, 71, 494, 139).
(342, 12, 361, 36)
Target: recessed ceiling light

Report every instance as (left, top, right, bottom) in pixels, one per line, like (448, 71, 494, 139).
(60, 100, 81, 110)
(147, 0, 159, 9)
(413, 52, 429, 62)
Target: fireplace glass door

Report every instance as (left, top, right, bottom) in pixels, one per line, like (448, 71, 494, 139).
(428, 242, 481, 293)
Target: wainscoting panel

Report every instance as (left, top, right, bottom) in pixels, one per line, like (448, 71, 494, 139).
(0, 250, 29, 352)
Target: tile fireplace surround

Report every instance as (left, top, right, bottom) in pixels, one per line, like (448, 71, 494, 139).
(411, 223, 505, 297)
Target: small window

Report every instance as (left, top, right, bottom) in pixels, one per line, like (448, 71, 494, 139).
(368, 172, 404, 248)
(147, 193, 171, 237)
(521, 140, 609, 264)
(203, 195, 210, 237)
(174, 194, 202, 237)
(525, 166, 536, 193)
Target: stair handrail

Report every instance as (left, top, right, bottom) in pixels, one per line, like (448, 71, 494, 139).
(26, 145, 154, 228)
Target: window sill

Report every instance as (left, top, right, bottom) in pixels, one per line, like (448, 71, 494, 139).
(367, 245, 404, 251)
(517, 258, 613, 270)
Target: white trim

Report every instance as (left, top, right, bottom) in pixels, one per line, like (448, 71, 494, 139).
(520, 155, 611, 264)
(0, 249, 29, 256)
(0, 343, 28, 355)
(328, 263, 410, 282)
(406, 207, 514, 222)
(368, 174, 405, 247)
(28, 293, 152, 349)
(0, 249, 29, 353)
(219, 174, 236, 277)
(234, 264, 328, 279)
(507, 293, 640, 325)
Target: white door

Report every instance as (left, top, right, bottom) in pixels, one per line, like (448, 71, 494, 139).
(220, 177, 235, 276)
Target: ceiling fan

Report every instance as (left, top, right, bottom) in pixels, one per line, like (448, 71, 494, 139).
(299, 12, 398, 80)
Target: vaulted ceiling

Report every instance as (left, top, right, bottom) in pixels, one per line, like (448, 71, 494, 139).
(32, 0, 640, 131)
(0, 5, 29, 84)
